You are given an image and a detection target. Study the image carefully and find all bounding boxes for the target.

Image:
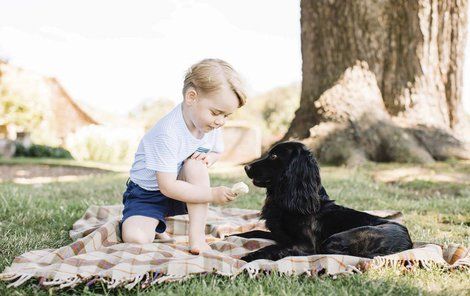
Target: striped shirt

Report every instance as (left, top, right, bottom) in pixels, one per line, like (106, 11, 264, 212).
(129, 103, 224, 191)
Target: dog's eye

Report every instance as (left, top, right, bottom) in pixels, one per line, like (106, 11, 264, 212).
(269, 154, 278, 160)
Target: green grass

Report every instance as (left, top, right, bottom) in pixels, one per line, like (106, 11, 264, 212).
(0, 160, 469, 295)
(0, 157, 129, 172)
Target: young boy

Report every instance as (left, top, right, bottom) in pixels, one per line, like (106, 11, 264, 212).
(121, 59, 247, 254)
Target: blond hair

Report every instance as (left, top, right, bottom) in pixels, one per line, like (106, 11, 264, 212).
(183, 59, 247, 107)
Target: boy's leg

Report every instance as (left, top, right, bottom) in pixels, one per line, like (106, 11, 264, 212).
(178, 158, 210, 254)
(122, 215, 159, 244)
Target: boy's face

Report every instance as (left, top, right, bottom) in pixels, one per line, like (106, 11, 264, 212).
(185, 86, 239, 133)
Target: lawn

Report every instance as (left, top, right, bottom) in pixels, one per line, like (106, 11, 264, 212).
(0, 158, 469, 295)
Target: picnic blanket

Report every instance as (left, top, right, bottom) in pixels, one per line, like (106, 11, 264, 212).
(1, 205, 469, 290)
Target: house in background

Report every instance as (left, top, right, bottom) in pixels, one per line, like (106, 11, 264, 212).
(0, 60, 99, 146)
(47, 77, 99, 141)
(0, 60, 261, 164)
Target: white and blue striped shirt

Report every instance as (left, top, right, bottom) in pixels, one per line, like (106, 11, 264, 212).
(129, 103, 224, 191)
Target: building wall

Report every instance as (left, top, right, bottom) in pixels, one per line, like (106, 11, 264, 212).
(0, 61, 97, 144)
(48, 78, 97, 140)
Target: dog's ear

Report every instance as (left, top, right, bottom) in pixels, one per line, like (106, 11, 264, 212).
(276, 148, 321, 215)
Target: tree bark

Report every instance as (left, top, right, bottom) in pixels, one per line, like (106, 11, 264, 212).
(284, 0, 469, 164)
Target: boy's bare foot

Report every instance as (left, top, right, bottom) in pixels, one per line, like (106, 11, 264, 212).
(155, 232, 174, 242)
(156, 232, 171, 240)
(189, 242, 211, 255)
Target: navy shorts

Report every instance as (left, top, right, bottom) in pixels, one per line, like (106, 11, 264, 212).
(121, 179, 188, 233)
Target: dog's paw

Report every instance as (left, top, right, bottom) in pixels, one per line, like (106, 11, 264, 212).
(240, 255, 254, 262)
(241, 252, 260, 262)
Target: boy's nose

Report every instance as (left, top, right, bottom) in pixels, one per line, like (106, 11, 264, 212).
(244, 164, 251, 173)
(215, 118, 225, 126)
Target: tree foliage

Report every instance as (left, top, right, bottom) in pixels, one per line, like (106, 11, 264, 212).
(0, 61, 50, 132)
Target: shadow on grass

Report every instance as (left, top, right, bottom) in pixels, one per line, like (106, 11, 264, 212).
(3, 270, 469, 296)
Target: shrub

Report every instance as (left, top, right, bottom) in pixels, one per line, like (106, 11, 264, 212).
(230, 83, 300, 147)
(0, 61, 51, 133)
(65, 125, 143, 163)
(129, 98, 175, 130)
(260, 84, 300, 137)
(14, 142, 73, 159)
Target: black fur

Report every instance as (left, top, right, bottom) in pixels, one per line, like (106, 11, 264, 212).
(235, 141, 413, 262)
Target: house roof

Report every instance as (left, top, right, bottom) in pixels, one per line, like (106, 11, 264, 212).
(47, 77, 99, 125)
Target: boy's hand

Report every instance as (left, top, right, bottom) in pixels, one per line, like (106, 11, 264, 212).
(189, 152, 209, 166)
(231, 182, 249, 196)
(211, 186, 237, 204)
(190, 152, 220, 167)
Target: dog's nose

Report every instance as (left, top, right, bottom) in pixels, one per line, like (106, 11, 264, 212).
(244, 164, 251, 173)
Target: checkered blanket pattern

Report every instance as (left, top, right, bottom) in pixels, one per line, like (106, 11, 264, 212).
(1, 205, 468, 290)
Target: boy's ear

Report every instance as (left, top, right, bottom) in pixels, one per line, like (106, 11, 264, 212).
(184, 87, 198, 105)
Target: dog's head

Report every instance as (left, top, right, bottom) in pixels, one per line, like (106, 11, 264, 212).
(244, 141, 322, 214)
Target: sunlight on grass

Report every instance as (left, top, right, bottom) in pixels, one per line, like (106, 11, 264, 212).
(0, 160, 469, 295)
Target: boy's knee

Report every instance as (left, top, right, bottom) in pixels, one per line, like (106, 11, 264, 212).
(180, 158, 209, 185)
(184, 158, 207, 168)
(122, 227, 154, 244)
(183, 158, 208, 174)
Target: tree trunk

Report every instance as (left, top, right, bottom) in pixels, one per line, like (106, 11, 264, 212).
(284, 0, 470, 164)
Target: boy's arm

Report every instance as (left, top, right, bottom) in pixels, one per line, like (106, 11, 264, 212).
(206, 152, 221, 167)
(157, 172, 212, 203)
(188, 151, 222, 167)
(157, 171, 234, 204)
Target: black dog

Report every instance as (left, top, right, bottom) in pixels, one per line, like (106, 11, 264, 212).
(235, 141, 413, 262)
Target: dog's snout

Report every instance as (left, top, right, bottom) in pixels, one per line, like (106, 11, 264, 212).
(244, 164, 251, 173)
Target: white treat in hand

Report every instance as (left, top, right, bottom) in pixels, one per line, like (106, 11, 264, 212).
(231, 182, 249, 196)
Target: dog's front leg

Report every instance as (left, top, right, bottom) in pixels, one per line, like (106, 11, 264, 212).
(241, 245, 309, 262)
(229, 230, 274, 240)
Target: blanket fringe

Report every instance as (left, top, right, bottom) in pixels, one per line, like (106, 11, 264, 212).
(0, 272, 193, 290)
(59, 276, 81, 289)
(448, 258, 470, 270)
(124, 274, 144, 290)
(0, 273, 20, 282)
(7, 274, 32, 288)
(1, 254, 468, 290)
(344, 265, 362, 275)
(152, 274, 190, 285)
(243, 265, 260, 278)
(103, 276, 122, 289)
(371, 257, 443, 271)
(92, 272, 191, 289)
(42, 277, 69, 287)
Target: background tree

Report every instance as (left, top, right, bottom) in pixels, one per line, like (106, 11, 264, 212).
(283, 0, 470, 165)
(0, 60, 50, 135)
(129, 98, 176, 130)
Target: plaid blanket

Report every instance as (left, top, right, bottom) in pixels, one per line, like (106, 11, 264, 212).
(1, 205, 468, 290)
